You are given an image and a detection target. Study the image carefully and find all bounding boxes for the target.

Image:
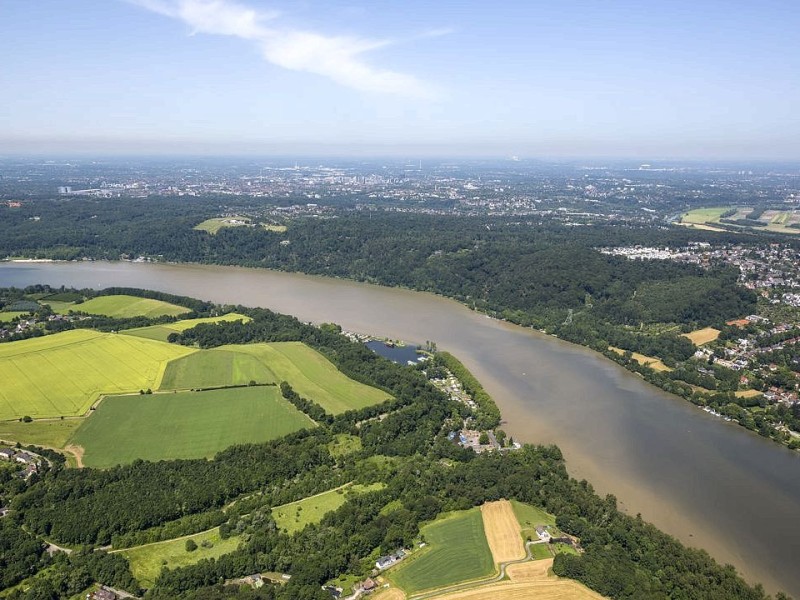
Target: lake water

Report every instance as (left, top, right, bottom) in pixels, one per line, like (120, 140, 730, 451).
(364, 340, 423, 365)
(2, 261, 799, 596)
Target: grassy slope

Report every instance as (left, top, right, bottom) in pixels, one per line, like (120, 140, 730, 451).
(0, 419, 82, 448)
(159, 348, 276, 390)
(227, 342, 391, 414)
(73, 295, 188, 318)
(389, 508, 494, 595)
(122, 313, 250, 343)
(121, 527, 240, 588)
(0, 311, 29, 323)
(510, 500, 557, 542)
(272, 483, 385, 535)
(0, 330, 195, 420)
(72, 386, 315, 468)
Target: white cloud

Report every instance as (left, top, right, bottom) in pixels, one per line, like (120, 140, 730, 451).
(128, 0, 439, 98)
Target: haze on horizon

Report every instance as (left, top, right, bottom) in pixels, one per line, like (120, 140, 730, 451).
(1, 0, 798, 160)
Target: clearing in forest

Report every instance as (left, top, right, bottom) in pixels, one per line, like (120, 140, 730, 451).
(194, 216, 251, 234)
(215, 342, 392, 413)
(481, 500, 526, 563)
(72, 294, 189, 318)
(272, 482, 385, 535)
(388, 508, 494, 595)
(121, 527, 240, 588)
(122, 313, 250, 342)
(0, 329, 195, 420)
(683, 327, 720, 346)
(608, 347, 672, 372)
(72, 386, 315, 467)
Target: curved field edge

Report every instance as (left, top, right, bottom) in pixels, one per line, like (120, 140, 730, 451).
(71, 386, 316, 468)
(119, 526, 240, 588)
(387, 508, 495, 595)
(70, 294, 189, 318)
(0, 330, 196, 420)
(162, 341, 392, 414)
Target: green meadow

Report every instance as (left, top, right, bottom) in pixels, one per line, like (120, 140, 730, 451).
(0, 419, 82, 448)
(159, 347, 275, 389)
(510, 500, 557, 542)
(73, 295, 189, 318)
(121, 527, 240, 588)
(224, 342, 392, 414)
(681, 207, 731, 224)
(388, 508, 494, 594)
(272, 482, 385, 535)
(72, 386, 315, 468)
(194, 217, 250, 234)
(123, 313, 250, 342)
(0, 330, 195, 420)
(0, 311, 29, 323)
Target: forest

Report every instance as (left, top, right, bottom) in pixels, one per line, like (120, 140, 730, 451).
(0, 291, 787, 600)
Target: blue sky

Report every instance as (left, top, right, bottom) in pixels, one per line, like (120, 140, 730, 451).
(1, 0, 798, 158)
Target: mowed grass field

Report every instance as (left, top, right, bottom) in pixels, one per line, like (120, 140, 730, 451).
(74, 295, 189, 318)
(123, 313, 250, 342)
(389, 508, 494, 595)
(0, 330, 195, 420)
(511, 500, 557, 542)
(121, 527, 240, 588)
(272, 482, 385, 535)
(225, 342, 391, 414)
(681, 207, 731, 224)
(0, 419, 82, 448)
(0, 311, 29, 323)
(159, 347, 274, 389)
(162, 342, 391, 413)
(72, 386, 315, 467)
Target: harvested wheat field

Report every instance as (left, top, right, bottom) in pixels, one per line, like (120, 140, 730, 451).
(683, 327, 720, 345)
(506, 559, 554, 581)
(371, 588, 406, 600)
(435, 559, 606, 600)
(481, 500, 526, 563)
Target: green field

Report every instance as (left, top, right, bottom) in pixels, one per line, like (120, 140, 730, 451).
(72, 386, 315, 468)
(123, 313, 250, 342)
(511, 500, 557, 541)
(389, 508, 494, 594)
(160, 342, 390, 413)
(194, 217, 251, 234)
(121, 527, 240, 588)
(0, 330, 196, 420)
(73, 295, 189, 318)
(0, 311, 29, 323)
(0, 419, 82, 448)
(681, 207, 731, 224)
(681, 206, 800, 235)
(272, 482, 384, 535)
(160, 348, 275, 389)
(225, 342, 391, 414)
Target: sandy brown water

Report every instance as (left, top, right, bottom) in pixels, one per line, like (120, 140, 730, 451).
(2, 261, 799, 596)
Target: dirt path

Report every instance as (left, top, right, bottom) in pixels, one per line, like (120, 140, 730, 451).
(64, 444, 84, 468)
(481, 500, 526, 563)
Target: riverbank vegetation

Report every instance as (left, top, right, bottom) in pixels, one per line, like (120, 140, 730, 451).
(0, 291, 785, 600)
(4, 205, 785, 444)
